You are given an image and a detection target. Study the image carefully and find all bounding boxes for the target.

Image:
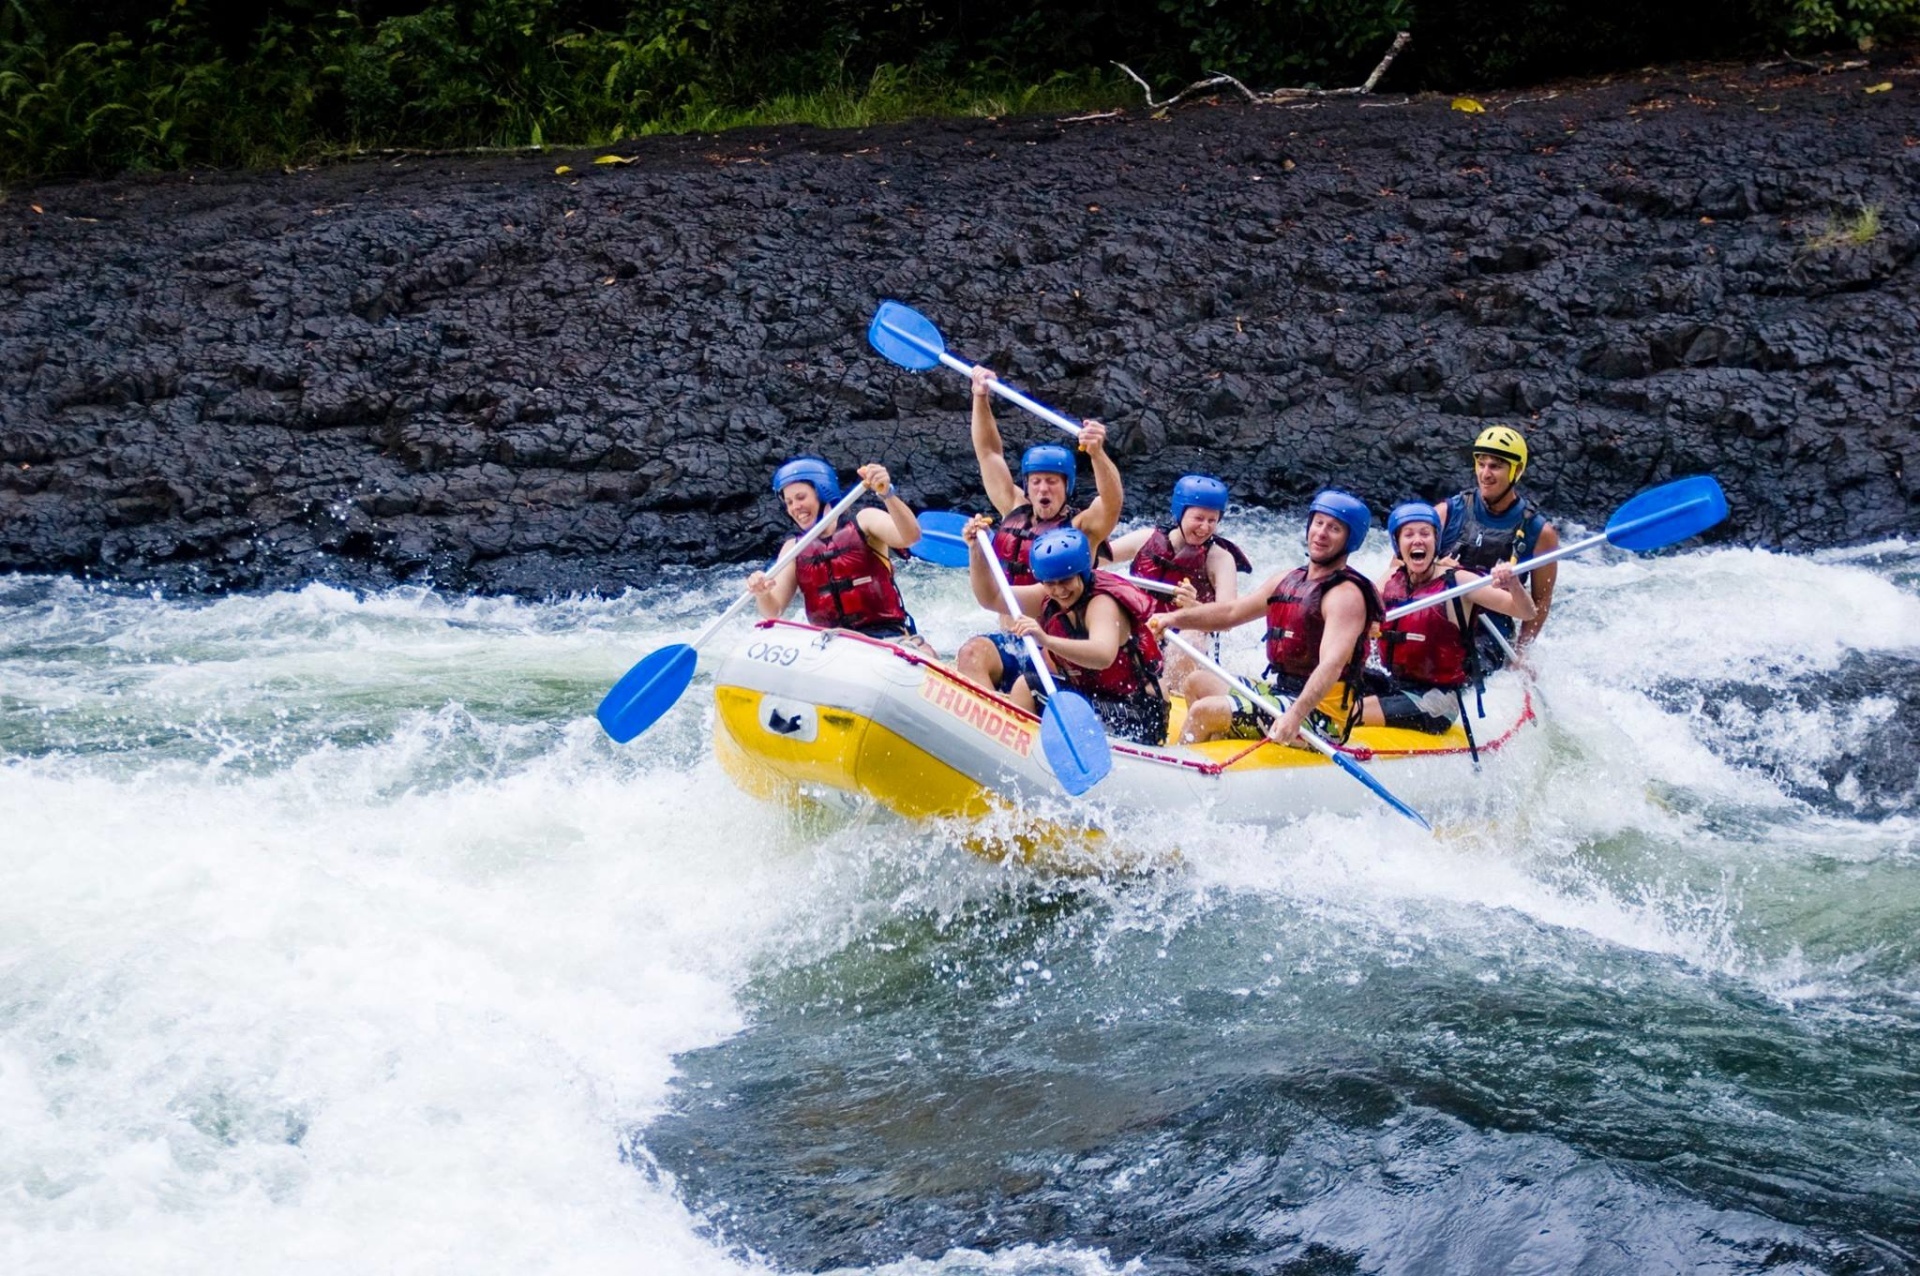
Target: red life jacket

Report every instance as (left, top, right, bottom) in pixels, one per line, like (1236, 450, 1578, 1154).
(1264, 565, 1384, 687)
(1378, 567, 1471, 689)
(1040, 572, 1165, 702)
(1131, 526, 1254, 612)
(991, 504, 1111, 586)
(794, 519, 909, 631)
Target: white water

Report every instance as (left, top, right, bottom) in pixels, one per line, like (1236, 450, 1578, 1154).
(2, 518, 1916, 1274)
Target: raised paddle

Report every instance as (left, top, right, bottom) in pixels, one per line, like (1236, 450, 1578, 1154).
(596, 479, 873, 743)
(1385, 475, 1729, 623)
(973, 528, 1113, 795)
(1157, 629, 1433, 831)
(867, 300, 1085, 441)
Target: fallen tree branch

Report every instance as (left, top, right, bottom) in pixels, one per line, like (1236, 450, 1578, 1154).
(1116, 31, 1411, 114)
(1115, 64, 1255, 110)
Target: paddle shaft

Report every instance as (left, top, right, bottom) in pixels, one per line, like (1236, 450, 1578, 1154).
(694, 481, 873, 647)
(1109, 570, 1179, 596)
(1382, 529, 1595, 623)
(875, 316, 1083, 440)
(973, 529, 1064, 698)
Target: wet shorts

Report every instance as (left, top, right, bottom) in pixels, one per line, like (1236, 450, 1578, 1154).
(1369, 675, 1460, 735)
(983, 631, 1042, 695)
(1224, 674, 1353, 743)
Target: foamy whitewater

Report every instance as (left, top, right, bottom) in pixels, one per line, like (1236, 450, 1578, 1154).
(3, 512, 1917, 1274)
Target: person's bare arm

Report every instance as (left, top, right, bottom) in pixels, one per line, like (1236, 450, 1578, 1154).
(1073, 419, 1123, 545)
(1206, 543, 1239, 602)
(853, 464, 919, 550)
(1150, 570, 1279, 634)
(1518, 522, 1559, 647)
(1104, 527, 1152, 564)
(1006, 594, 1125, 672)
(1464, 561, 1537, 622)
(1268, 583, 1366, 745)
(969, 367, 1023, 516)
(963, 513, 1048, 619)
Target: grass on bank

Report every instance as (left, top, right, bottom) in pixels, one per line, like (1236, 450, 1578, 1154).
(0, 40, 1136, 183)
(625, 65, 1130, 139)
(1802, 204, 1883, 251)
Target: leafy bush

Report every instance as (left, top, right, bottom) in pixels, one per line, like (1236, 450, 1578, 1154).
(4, 0, 1917, 181)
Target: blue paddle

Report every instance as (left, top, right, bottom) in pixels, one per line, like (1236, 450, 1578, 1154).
(596, 480, 873, 743)
(973, 528, 1112, 796)
(867, 300, 1086, 441)
(911, 510, 975, 568)
(1385, 475, 1730, 623)
(1158, 629, 1432, 830)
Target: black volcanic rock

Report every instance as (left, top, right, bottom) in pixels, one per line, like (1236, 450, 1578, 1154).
(2, 56, 1917, 596)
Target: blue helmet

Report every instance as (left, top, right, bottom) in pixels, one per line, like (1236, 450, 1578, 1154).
(771, 456, 841, 505)
(1169, 474, 1230, 525)
(1308, 489, 1371, 555)
(1020, 444, 1077, 496)
(1387, 501, 1440, 546)
(1029, 528, 1094, 583)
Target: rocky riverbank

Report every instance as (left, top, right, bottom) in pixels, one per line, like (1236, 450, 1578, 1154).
(2, 54, 1916, 596)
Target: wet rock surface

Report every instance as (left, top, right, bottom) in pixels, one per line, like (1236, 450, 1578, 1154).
(2, 57, 1917, 596)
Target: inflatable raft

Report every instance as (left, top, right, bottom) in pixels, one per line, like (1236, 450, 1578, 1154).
(711, 620, 1540, 838)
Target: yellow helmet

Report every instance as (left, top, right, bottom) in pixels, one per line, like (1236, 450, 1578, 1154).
(1472, 425, 1529, 482)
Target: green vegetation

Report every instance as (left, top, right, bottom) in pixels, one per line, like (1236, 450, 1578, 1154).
(3, 0, 1917, 183)
(1804, 204, 1884, 251)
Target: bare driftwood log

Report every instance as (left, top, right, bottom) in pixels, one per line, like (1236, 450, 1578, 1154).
(1116, 31, 1411, 113)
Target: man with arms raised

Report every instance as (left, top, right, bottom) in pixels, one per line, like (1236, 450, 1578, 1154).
(956, 364, 1124, 697)
(1150, 490, 1384, 746)
(1436, 426, 1560, 667)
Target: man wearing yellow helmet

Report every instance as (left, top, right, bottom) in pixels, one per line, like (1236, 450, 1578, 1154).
(1434, 425, 1561, 667)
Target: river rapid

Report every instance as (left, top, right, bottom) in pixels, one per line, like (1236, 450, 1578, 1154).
(3, 515, 1917, 1275)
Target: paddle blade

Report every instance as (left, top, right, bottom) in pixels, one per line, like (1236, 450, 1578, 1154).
(1038, 690, 1113, 795)
(1328, 750, 1432, 830)
(866, 300, 945, 371)
(1604, 475, 1729, 552)
(595, 644, 698, 743)
(911, 511, 973, 568)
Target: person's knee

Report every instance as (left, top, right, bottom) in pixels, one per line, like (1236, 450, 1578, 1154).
(1183, 669, 1231, 701)
(957, 636, 1001, 685)
(1182, 695, 1231, 741)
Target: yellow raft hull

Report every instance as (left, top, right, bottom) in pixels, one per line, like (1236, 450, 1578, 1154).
(710, 622, 1540, 844)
